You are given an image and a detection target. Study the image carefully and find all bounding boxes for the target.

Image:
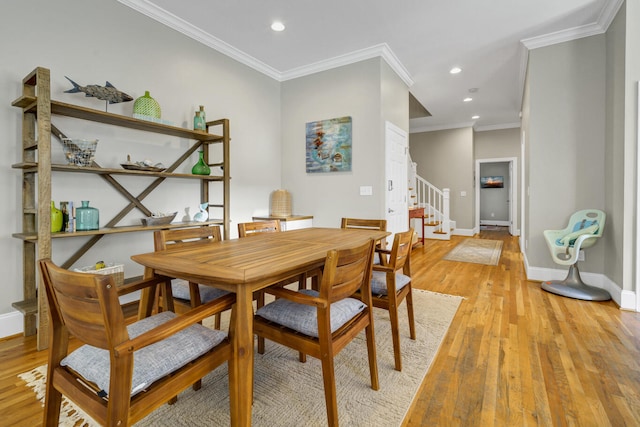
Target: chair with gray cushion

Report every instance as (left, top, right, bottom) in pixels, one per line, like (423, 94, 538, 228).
(365, 228, 416, 371)
(253, 239, 379, 427)
(542, 209, 610, 301)
(39, 258, 232, 427)
(154, 226, 234, 329)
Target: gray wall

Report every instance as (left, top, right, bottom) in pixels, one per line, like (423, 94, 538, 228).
(0, 0, 282, 319)
(604, 4, 626, 287)
(409, 128, 475, 230)
(280, 58, 408, 227)
(479, 162, 510, 223)
(525, 35, 607, 272)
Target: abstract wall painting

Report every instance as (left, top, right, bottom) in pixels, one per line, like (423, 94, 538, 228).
(306, 116, 352, 173)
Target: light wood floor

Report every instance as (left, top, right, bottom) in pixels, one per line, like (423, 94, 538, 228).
(1, 229, 639, 426)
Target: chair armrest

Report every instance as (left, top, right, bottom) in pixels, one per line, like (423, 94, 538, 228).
(117, 275, 172, 296)
(372, 264, 393, 273)
(265, 286, 327, 308)
(114, 292, 235, 356)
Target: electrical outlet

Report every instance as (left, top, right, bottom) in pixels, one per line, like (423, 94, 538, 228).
(578, 250, 585, 261)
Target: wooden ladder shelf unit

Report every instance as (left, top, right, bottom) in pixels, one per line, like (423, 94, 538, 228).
(10, 67, 231, 350)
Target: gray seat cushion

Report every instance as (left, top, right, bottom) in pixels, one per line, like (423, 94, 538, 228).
(172, 279, 230, 303)
(256, 289, 365, 338)
(370, 270, 411, 296)
(61, 311, 226, 396)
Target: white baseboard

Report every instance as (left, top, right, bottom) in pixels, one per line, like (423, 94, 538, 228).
(480, 220, 510, 226)
(523, 252, 634, 310)
(452, 228, 474, 236)
(0, 310, 24, 339)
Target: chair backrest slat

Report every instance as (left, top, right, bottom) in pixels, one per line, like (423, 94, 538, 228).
(39, 259, 126, 349)
(238, 220, 281, 237)
(154, 226, 222, 251)
(320, 239, 375, 302)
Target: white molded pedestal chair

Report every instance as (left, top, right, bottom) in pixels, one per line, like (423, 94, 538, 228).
(541, 209, 610, 301)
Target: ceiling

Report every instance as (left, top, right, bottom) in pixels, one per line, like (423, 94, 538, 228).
(119, 0, 621, 132)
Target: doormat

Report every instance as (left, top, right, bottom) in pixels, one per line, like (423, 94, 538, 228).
(442, 238, 503, 265)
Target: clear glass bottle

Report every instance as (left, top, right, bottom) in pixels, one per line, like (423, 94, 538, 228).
(193, 111, 205, 131)
(191, 150, 211, 175)
(76, 200, 99, 231)
(199, 105, 206, 127)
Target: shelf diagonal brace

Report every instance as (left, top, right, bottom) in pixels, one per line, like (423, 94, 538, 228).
(52, 124, 154, 217)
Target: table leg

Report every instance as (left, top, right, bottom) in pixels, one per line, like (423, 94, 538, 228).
(229, 286, 254, 426)
(137, 267, 157, 320)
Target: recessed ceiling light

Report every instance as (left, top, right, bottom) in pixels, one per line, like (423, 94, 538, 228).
(472, 115, 480, 120)
(463, 97, 473, 102)
(271, 21, 285, 32)
(450, 67, 462, 74)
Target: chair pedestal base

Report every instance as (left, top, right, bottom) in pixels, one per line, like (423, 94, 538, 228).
(541, 264, 611, 301)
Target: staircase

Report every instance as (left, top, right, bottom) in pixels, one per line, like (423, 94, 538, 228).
(408, 161, 453, 240)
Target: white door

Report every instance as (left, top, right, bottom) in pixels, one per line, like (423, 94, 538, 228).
(385, 122, 408, 240)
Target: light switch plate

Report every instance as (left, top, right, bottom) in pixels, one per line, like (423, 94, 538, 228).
(360, 186, 373, 196)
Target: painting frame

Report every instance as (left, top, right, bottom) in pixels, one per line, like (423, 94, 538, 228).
(480, 176, 504, 188)
(305, 116, 352, 173)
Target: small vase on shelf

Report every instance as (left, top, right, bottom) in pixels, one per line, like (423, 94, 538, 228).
(193, 202, 209, 222)
(191, 150, 211, 175)
(76, 200, 99, 231)
(50, 201, 63, 233)
(133, 91, 161, 119)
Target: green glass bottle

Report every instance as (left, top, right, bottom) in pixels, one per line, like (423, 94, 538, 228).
(50, 201, 63, 233)
(191, 150, 211, 175)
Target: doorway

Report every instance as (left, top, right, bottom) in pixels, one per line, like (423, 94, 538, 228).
(475, 157, 518, 236)
(385, 121, 408, 240)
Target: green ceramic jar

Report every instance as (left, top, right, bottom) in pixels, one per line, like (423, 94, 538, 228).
(50, 201, 63, 233)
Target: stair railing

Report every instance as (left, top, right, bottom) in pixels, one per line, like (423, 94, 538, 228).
(414, 175, 450, 235)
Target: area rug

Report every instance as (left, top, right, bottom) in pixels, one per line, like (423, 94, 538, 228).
(443, 238, 503, 265)
(19, 289, 462, 427)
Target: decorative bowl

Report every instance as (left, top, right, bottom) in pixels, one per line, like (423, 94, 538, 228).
(140, 212, 177, 226)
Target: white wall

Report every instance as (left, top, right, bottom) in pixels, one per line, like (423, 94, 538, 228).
(0, 0, 281, 328)
(280, 58, 408, 227)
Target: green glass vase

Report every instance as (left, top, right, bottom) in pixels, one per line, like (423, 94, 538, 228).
(191, 150, 211, 175)
(133, 91, 161, 119)
(50, 201, 63, 233)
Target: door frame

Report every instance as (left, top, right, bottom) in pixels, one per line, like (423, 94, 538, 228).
(475, 157, 518, 235)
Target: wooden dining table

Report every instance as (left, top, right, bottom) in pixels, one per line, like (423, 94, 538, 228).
(130, 226, 390, 426)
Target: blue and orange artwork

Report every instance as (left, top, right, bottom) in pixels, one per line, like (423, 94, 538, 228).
(306, 116, 352, 173)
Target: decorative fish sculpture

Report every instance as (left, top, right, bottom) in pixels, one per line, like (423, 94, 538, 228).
(64, 76, 133, 104)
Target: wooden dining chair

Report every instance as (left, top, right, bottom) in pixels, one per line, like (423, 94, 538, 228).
(154, 225, 234, 329)
(238, 219, 316, 292)
(253, 239, 379, 427)
(341, 217, 388, 263)
(38, 258, 233, 427)
(366, 228, 416, 371)
(237, 219, 281, 236)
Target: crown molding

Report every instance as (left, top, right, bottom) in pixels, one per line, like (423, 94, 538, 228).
(474, 122, 521, 132)
(118, 0, 413, 87)
(521, 0, 623, 50)
(281, 43, 414, 86)
(410, 121, 475, 134)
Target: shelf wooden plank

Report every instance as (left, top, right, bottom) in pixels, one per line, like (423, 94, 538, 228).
(12, 96, 225, 142)
(11, 162, 225, 180)
(12, 220, 224, 241)
(11, 299, 38, 315)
